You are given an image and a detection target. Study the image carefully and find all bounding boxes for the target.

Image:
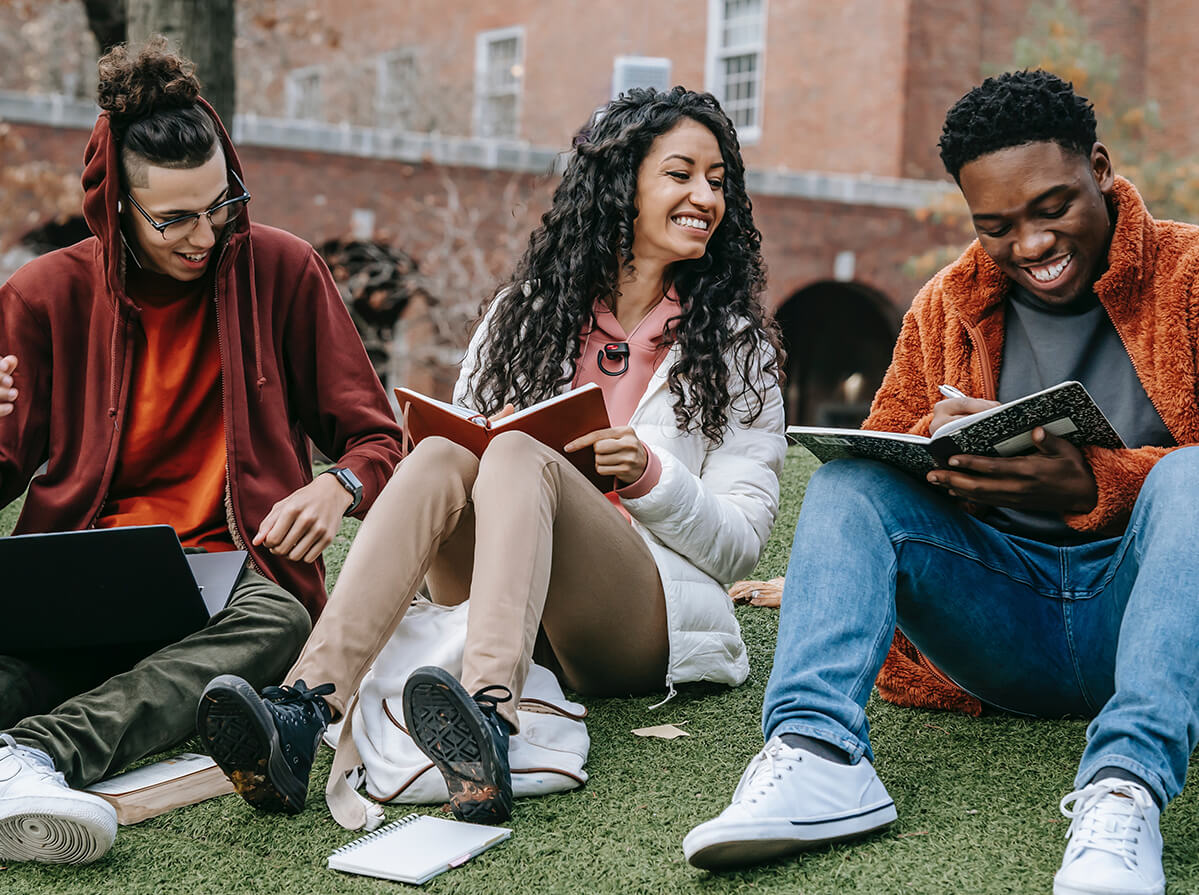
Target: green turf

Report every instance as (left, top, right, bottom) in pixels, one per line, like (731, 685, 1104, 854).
(2, 450, 1197, 894)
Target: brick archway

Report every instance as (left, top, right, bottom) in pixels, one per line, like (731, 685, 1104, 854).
(775, 280, 899, 427)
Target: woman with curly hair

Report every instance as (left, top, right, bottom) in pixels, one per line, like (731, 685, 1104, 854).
(200, 86, 786, 831)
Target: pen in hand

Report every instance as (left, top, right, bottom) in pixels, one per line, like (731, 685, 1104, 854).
(938, 384, 970, 400)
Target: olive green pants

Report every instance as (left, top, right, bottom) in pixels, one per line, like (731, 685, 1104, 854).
(0, 568, 311, 788)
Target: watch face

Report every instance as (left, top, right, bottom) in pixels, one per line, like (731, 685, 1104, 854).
(328, 467, 363, 512)
(336, 467, 362, 492)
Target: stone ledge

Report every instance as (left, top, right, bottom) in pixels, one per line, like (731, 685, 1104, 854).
(0, 90, 955, 209)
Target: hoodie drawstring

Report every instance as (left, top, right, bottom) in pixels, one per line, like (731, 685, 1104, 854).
(108, 304, 124, 420)
(244, 237, 266, 395)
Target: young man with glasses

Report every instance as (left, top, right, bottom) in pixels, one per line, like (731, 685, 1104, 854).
(0, 39, 402, 864)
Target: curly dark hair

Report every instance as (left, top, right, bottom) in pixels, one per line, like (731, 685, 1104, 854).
(97, 37, 218, 184)
(465, 86, 781, 445)
(938, 69, 1098, 182)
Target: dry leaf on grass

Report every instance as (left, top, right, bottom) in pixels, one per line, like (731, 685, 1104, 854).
(632, 722, 690, 740)
(729, 577, 784, 608)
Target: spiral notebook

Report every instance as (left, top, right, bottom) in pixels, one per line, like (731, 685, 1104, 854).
(327, 813, 512, 884)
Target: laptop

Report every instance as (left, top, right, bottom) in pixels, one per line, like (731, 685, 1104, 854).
(0, 525, 248, 651)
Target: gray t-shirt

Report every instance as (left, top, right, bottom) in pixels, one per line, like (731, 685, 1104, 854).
(984, 285, 1174, 544)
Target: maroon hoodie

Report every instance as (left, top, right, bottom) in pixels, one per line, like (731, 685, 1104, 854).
(0, 102, 403, 619)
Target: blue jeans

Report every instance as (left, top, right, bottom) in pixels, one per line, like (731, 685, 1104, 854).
(762, 447, 1199, 807)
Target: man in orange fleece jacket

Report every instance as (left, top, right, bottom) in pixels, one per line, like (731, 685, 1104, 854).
(685, 70, 1199, 895)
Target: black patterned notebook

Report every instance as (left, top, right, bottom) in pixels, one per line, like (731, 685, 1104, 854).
(787, 381, 1126, 477)
(327, 813, 511, 884)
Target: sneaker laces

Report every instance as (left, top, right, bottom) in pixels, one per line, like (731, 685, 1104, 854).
(261, 679, 335, 730)
(0, 733, 65, 784)
(1060, 780, 1155, 872)
(732, 738, 801, 805)
(470, 684, 514, 712)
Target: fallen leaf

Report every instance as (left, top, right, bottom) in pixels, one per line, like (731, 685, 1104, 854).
(632, 722, 690, 740)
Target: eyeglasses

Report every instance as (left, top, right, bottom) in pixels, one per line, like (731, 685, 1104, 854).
(124, 170, 252, 241)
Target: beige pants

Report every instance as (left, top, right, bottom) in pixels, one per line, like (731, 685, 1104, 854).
(287, 431, 668, 731)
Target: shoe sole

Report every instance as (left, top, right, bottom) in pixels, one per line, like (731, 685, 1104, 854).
(196, 675, 305, 814)
(402, 666, 513, 825)
(0, 796, 116, 865)
(684, 800, 898, 870)
(1053, 876, 1164, 895)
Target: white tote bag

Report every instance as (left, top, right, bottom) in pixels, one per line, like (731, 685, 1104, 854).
(324, 598, 590, 828)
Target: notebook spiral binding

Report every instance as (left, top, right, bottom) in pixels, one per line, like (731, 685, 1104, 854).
(329, 813, 418, 855)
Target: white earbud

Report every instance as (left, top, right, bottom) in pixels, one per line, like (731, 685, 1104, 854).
(116, 199, 123, 213)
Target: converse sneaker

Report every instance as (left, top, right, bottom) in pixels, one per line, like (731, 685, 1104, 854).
(0, 735, 116, 864)
(1054, 778, 1165, 895)
(683, 735, 897, 870)
(402, 666, 514, 824)
(197, 675, 334, 814)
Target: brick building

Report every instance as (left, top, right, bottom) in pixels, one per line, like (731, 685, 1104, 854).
(2, 0, 1196, 421)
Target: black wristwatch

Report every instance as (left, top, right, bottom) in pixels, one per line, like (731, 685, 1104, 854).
(323, 466, 363, 515)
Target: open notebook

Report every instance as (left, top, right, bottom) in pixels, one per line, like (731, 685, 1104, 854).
(327, 813, 512, 884)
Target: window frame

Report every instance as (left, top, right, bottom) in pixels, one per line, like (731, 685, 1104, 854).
(376, 47, 420, 130)
(611, 55, 672, 99)
(473, 25, 526, 140)
(285, 65, 324, 122)
(705, 0, 767, 144)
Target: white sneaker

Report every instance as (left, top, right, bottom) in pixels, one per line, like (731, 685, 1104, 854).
(683, 735, 896, 870)
(1053, 778, 1165, 895)
(0, 735, 117, 864)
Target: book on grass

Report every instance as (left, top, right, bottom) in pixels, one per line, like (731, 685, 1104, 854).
(787, 380, 1126, 477)
(395, 382, 615, 490)
(83, 752, 234, 825)
(327, 813, 512, 884)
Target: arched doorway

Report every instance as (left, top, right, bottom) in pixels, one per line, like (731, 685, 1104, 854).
(775, 281, 899, 427)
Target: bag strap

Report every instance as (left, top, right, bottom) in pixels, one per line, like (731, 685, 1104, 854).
(325, 689, 385, 831)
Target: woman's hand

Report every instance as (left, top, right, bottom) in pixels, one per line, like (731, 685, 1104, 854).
(489, 403, 516, 424)
(564, 425, 648, 485)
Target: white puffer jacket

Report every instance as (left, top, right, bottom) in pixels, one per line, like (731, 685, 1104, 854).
(454, 302, 786, 696)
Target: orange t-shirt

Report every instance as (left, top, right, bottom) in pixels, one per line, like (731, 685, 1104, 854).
(96, 268, 233, 552)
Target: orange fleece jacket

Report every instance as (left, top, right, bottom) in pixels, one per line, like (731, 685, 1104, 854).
(867, 177, 1199, 715)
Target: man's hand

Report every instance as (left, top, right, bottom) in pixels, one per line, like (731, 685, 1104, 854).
(252, 473, 353, 563)
(564, 426, 648, 485)
(929, 395, 1000, 435)
(0, 355, 17, 418)
(926, 428, 1098, 513)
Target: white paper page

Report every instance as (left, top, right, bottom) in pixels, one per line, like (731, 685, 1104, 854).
(328, 814, 511, 883)
(85, 753, 216, 796)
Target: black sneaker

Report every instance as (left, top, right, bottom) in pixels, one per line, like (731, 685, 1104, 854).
(196, 674, 334, 814)
(402, 666, 514, 824)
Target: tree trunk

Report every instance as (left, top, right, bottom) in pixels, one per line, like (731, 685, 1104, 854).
(82, 0, 127, 54)
(126, 0, 236, 128)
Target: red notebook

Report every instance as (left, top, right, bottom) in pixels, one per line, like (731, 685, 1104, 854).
(394, 383, 615, 491)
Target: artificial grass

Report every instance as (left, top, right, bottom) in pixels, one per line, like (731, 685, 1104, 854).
(2, 449, 1198, 894)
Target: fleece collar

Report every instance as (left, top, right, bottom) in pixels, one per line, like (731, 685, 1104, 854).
(940, 176, 1151, 328)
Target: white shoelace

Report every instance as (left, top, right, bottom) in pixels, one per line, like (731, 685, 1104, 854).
(0, 733, 64, 784)
(734, 739, 801, 805)
(1060, 780, 1155, 872)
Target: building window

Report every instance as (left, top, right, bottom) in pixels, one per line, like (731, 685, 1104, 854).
(706, 0, 766, 141)
(474, 26, 525, 139)
(377, 49, 418, 130)
(611, 56, 672, 99)
(285, 66, 323, 121)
